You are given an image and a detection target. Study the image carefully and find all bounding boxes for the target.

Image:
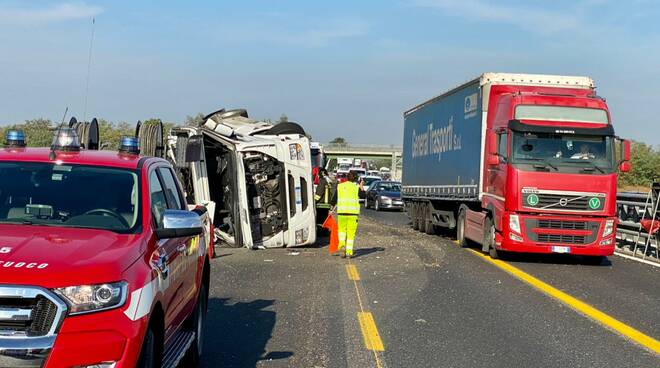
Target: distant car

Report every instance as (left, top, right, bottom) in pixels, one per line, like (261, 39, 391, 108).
(365, 181, 404, 211)
(359, 176, 382, 202)
(349, 168, 366, 179)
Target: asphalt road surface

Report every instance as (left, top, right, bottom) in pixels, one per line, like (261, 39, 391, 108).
(201, 207, 659, 367)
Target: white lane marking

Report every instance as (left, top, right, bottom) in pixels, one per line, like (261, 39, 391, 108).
(614, 251, 660, 268)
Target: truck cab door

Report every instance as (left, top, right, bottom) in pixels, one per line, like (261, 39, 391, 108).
(486, 129, 508, 220)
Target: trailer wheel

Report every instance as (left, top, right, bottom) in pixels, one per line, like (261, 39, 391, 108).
(457, 209, 468, 247)
(424, 204, 434, 235)
(411, 204, 419, 230)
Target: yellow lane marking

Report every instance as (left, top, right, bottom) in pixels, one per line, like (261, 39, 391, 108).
(346, 264, 361, 280)
(358, 312, 385, 351)
(468, 249, 660, 354)
(347, 260, 385, 367)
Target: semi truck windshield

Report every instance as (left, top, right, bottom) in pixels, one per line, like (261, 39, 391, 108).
(0, 162, 139, 232)
(511, 132, 614, 172)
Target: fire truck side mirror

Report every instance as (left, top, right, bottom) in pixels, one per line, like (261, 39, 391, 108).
(623, 139, 631, 162)
(487, 133, 499, 166)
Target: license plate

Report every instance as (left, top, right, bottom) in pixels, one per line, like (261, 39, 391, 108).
(552, 246, 570, 253)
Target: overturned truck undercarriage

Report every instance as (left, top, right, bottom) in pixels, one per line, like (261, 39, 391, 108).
(167, 108, 316, 249)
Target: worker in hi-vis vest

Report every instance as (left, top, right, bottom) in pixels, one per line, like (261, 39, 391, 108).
(332, 171, 362, 258)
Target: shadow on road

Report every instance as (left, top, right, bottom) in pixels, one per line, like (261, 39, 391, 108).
(351, 246, 386, 258)
(202, 298, 291, 367)
(502, 252, 613, 266)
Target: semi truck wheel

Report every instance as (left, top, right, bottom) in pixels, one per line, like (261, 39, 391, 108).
(457, 209, 468, 247)
(484, 217, 499, 259)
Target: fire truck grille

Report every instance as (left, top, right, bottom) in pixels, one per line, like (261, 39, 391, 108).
(29, 296, 59, 336)
(0, 287, 66, 338)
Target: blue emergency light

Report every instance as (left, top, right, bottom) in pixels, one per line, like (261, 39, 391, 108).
(4, 130, 26, 147)
(51, 128, 81, 152)
(119, 136, 140, 154)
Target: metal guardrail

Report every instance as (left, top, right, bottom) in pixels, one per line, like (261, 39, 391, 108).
(616, 191, 659, 262)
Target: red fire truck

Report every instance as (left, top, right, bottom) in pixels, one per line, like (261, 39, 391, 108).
(0, 130, 211, 367)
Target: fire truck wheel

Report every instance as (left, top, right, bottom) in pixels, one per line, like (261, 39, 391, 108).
(137, 323, 160, 368)
(185, 284, 208, 365)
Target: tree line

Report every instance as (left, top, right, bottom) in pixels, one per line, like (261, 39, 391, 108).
(618, 141, 660, 190)
(0, 115, 206, 150)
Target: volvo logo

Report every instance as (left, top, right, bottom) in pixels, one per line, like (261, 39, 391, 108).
(559, 198, 568, 207)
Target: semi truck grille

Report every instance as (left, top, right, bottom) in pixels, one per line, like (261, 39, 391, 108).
(0, 286, 66, 338)
(538, 220, 587, 230)
(525, 219, 601, 245)
(537, 234, 586, 244)
(522, 191, 605, 212)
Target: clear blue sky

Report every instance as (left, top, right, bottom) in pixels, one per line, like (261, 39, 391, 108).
(1, 0, 658, 145)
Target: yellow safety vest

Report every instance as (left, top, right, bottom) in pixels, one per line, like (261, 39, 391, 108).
(337, 181, 360, 215)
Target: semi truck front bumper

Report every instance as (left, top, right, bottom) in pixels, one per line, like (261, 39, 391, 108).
(498, 213, 616, 256)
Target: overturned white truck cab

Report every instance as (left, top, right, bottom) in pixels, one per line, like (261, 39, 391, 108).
(168, 109, 316, 248)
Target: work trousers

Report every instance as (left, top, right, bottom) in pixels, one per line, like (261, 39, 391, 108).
(337, 215, 359, 256)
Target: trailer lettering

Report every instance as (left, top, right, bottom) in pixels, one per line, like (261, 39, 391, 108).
(412, 116, 462, 160)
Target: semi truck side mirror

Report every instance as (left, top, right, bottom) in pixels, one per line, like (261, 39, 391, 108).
(623, 139, 631, 162)
(487, 133, 499, 166)
(616, 139, 631, 172)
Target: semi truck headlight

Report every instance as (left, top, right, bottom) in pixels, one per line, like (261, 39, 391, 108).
(602, 219, 614, 237)
(509, 214, 521, 234)
(55, 282, 127, 315)
(295, 228, 310, 244)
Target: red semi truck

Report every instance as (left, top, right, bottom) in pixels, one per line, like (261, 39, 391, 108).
(0, 131, 211, 367)
(402, 73, 631, 262)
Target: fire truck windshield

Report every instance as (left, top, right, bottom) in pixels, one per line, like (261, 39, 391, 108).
(0, 162, 140, 232)
(511, 132, 615, 173)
